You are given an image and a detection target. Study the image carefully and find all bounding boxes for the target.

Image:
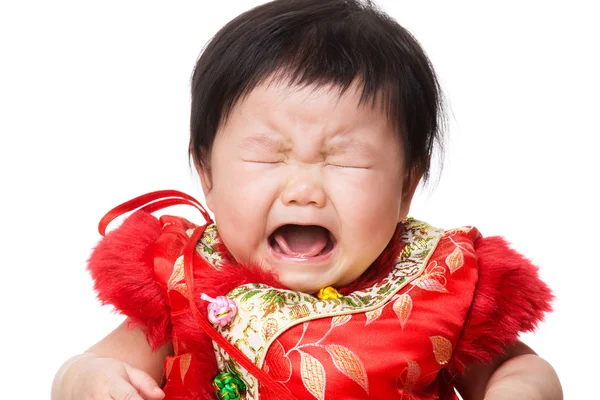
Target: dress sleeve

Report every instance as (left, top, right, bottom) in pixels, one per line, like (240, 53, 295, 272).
(87, 210, 170, 350)
(448, 236, 553, 374)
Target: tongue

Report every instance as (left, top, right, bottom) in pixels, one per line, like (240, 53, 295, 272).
(273, 225, 329, 257)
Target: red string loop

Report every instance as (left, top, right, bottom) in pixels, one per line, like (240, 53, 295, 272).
(98, 190, 212, 236)
(98, 190, 294, 398)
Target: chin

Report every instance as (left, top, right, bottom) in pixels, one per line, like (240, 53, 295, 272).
(276, 274, 327, 294)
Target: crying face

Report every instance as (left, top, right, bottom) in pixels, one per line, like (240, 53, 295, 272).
(199, 80, 414, 293)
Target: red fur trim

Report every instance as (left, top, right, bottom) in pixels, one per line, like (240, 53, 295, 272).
(87, 211, 170, 350)
(170, 249, 285, 397)
(87, 209, 410, 396)
(448, 236, 553, 374)
(212, 241, 286, 293)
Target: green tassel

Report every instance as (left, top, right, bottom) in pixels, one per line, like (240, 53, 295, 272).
(213, 371, 247, 400)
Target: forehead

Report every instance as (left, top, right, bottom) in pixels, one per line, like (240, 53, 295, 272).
(221, 78, 394, 142)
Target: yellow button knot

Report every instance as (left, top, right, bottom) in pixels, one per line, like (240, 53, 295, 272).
(317, 286, 343, 300)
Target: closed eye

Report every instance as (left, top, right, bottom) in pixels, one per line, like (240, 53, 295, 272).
(326, 162, 369, 169)
(243, 159, 285, 164)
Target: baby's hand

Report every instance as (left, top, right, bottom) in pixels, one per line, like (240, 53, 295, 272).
(53, 353, 165, 400)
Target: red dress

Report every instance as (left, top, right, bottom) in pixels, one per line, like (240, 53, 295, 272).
(88, 193, 552, 399)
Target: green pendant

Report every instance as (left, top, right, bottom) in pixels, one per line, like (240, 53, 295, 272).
(213, 371, 247, 400)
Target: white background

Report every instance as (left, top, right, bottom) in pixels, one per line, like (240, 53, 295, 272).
(1, 0, 598, 398)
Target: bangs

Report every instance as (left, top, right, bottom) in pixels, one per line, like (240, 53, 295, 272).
(191, 0, 444, 182)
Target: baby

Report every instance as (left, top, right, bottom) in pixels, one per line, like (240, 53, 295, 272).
(52, 0, 562, 399)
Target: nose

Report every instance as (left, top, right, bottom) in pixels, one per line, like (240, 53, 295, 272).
(281, 170, 326, 208)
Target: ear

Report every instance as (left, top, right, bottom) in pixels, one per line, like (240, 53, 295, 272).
(398, 168, 423, 222)
(196, 163, 215, 211)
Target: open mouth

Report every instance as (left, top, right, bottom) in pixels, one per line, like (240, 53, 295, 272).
(269, 224, 336, 259)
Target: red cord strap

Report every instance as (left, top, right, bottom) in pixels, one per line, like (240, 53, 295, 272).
(98, 190, 212, 236)
(98, 190, 294, 398)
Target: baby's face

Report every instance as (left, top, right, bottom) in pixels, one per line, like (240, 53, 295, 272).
(200, 79, 416, 293)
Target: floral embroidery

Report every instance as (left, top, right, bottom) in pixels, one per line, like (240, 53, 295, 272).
(167, 256, 189, 298)
(364, 306, 384, 325)
(179, 353, 192, 383)
(289, 304, 310, 320)
(409, 261, 448, 293)
(160, 218, 484, 399)
(331, 315, 351, 327)
(430, 336, 452, 365)
(325, 344, 369, 393)
(445, 230, 478, 273)
(393, 294, 413, 330)
(261, 317, 279, 342)
(396, 360, 421, 400)
(165, 357, 174, 378)
(445, 246, 464, 274)
(186, 224, 222, 267)
(265, 340, 292, 382)
(268, 318, 370, 397)
(299, 351, 326, 399)
(207, 219, 444, 399)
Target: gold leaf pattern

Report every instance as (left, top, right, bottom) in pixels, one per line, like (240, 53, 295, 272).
(445, 246, 464, 274)
(325, 344, 369, 394)
(189, 224, 222, 267)
(413, 279, 447, 292)
(165, 357, 174, 378)
(172, 283, 189, 298)
(396, 388, 418, 400)
(403, 360, 420, 389)
(179, 353, 192, 383)
(331, 314, 351, 327)
(202, 225, 217, 244)
(445, 226, 473, 234)
(410, 261, 448, 293)
(364, 306, 383, 325)
(300, 351, 326, 400)
(393, 293, 413, 330)
(168, 257, 185, 289)
(261, 317, 279, 342)
(289, 304, 310, 320)
(430, 336, 452, 365)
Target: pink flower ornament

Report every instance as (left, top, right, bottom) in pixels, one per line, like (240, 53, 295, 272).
(200, 293, 237, 326)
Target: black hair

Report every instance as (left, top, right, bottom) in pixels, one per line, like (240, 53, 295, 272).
(190, 0, 445, 184)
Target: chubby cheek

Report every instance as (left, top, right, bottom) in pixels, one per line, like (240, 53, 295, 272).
(326, 169, 402, 254)
(210, 160, 280, 265)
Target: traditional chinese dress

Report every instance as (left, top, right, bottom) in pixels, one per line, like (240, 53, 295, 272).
(88, 191, 552, 399)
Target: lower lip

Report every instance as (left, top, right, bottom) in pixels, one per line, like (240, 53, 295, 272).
(268, 242, 337, 264)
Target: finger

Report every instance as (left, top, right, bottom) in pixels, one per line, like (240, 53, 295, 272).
(124, 364, 165, 400)
(108, 378, 145, 400)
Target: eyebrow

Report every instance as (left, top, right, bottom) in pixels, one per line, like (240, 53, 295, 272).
(239, 134, 286, 152)
(326, 136, 375, 156)
(239, 131, 376, 157)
